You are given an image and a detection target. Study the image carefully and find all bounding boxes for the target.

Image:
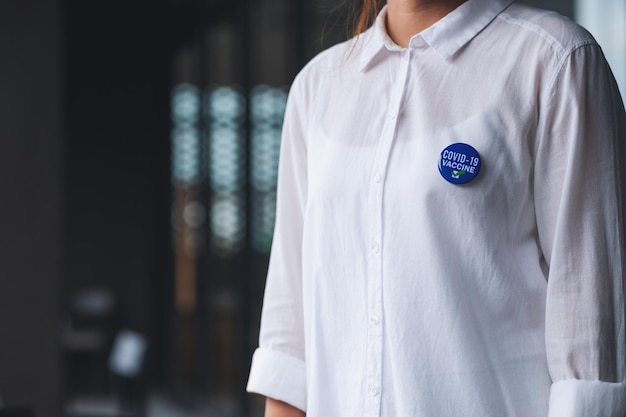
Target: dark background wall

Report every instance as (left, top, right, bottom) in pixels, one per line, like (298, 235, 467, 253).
(63, 0, 172, 385)
(0, 0, 173, 411)
(0, 0, 63, 413)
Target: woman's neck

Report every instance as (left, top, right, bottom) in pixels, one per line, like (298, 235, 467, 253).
(385, 0, 467, 47)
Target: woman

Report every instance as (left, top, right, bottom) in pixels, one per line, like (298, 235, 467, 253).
(248, 0, 626, 416)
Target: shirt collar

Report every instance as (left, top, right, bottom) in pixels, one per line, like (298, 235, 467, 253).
(358, 0, 515, 71)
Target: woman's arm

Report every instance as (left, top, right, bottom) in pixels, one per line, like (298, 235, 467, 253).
(265, 398, 306, 417)
(534, 42, 626, 416)
(247, 71, 311, 412)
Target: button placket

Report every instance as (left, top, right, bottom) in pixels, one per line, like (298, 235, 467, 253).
(364, 51, 412, 417)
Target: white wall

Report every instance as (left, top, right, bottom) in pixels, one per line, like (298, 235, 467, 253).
(576, 0, 626, 97)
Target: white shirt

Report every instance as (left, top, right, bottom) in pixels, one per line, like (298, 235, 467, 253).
(247, 1, 626, 416)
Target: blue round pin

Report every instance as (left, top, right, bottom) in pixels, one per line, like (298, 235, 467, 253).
(438, 143, 481, 185)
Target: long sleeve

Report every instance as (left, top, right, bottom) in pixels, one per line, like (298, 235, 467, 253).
(246, 74, 309, 412)
(534, 42, 626, 416)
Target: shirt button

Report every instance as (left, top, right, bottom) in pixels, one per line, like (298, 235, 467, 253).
(371, 243, 380, 254)
(369, 385, 380, 396)
(389, 110, 397, 119)
(370, 314, 380, 325)
(374, 174, 382, 183)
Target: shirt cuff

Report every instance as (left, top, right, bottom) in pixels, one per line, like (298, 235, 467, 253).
(246, 347, 307, 412)
(549, 379, 626, 417)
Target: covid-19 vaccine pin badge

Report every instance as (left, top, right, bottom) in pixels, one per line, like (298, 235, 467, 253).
(438, 143, 481, 185)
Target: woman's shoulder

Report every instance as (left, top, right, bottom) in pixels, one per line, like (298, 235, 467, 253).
(497, 3, 598, 58)
(296, 27, 378, 81)
(289, 31, 366, 103)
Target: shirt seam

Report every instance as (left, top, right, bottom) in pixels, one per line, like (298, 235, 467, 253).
(496, 12, 566, 57)
(546, 42, 599, 95)
(534, 42, 600, 153)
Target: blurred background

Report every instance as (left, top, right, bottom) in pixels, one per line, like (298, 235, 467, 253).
(0, 0, 624, 416)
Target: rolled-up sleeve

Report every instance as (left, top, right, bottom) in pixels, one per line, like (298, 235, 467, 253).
(247, 348, 307, 411)
(246, 73, 309, 412)
(534, 42, 626, 416)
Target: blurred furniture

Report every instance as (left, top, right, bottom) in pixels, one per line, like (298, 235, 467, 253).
(60, 288, 118, 398)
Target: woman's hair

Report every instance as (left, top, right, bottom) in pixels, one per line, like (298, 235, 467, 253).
(348, 0, 386, 37)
